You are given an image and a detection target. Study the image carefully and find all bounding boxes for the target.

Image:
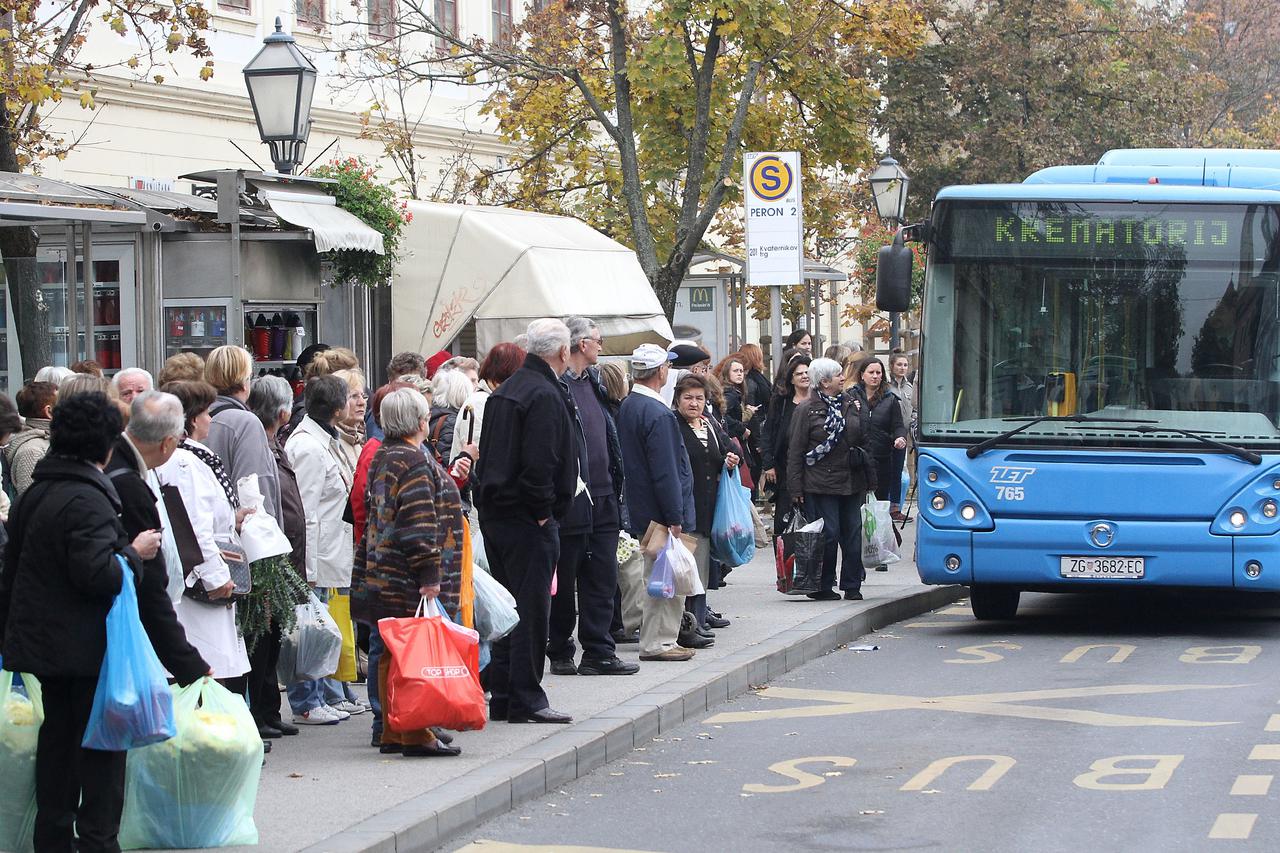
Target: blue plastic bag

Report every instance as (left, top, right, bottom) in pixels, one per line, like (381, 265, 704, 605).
(82, 555, 176, 751)
(118, 678, 262, 849)
(646, 536, 676, 598)
(711, 467, 756, 567)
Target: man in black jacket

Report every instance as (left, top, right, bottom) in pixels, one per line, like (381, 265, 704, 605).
(0, 392, 208, 853)
(475, 318, 577, 724)
(546, 317, 637, 677)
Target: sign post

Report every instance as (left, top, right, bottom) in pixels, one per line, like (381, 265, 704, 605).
(743, 151, 803, 371)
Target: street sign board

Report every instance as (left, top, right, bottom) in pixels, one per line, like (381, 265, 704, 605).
(743, 151, 803, 287)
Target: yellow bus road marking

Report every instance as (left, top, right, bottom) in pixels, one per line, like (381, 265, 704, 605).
(1230, 775, 1273, 796)
(1265, 714, 1280, 732)
(1248, 744, 1280, 761)
(1209, 814, 1257, 840)
(704, 684, 1241, 728)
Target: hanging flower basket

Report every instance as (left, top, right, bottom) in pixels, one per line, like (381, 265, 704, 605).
(310, 156, 412, 288)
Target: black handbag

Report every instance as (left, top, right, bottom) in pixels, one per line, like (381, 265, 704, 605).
(161, 485, 250, 604)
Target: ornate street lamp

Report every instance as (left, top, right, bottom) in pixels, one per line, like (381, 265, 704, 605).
(866, 155, 911, 349)
(242, 18, 317, 175)
(867, 155, 910, 225)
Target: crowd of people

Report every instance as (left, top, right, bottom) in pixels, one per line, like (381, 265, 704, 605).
(0, 320, 914, 849)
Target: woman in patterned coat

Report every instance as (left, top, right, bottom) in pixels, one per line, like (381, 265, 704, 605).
(351, 387, 466, 758)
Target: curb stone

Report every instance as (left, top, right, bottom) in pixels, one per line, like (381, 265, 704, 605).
(299, 584, 965, 853)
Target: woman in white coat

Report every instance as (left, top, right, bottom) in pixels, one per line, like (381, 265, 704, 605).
(155, 380, 251, 682)
(285, 374, 362, 724)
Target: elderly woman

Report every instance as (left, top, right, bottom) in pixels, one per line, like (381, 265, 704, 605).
(0, 392, 206, 852)
(244, 375, 309, 739)
(672, 374, 739, 643)
(204, 345, 281, 526)
(787, 357, 873, 601)
(427, 367, 473, 466)
(155, 380, 251, 683)
(333, 368, 369, 471)
(352, 388, 465, 758)
(286, 374, 362, 724)
(761, 355, 812, 533)
(449, 342, 525, 466)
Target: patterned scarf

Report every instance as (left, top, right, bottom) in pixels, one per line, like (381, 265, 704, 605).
(804, 391, 846, 466)
(183, 440, 240, 509)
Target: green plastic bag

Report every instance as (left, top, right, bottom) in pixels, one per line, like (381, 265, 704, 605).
(119, 678, 263, 849)
(0, 670, 42, 853)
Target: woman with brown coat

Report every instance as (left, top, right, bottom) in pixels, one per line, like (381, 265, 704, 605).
(351, 387, 466, 758)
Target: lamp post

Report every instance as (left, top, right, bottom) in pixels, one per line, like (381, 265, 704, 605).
(867, 155, 910, 350)
(242, 18, 318, 175)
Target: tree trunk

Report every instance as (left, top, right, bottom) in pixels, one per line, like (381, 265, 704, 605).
(652, 265, 682, 322)
(0, 100, 52, 378)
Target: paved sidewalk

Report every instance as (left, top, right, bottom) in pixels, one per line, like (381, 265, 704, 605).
(224, 515, 958, 853)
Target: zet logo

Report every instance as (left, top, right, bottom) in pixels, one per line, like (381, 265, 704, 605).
(989, 466, 1035, 485)
(749, 156, 793, 201)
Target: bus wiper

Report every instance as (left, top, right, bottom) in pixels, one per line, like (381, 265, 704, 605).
(965, 414, 1158, 459)
(1066, 423, 1262, 465)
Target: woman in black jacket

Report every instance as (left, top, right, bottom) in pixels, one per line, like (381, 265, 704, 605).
(737, 344, 772, 488)
(846, 356, 907, 504)
(761, 355, 812, 533)
(673, 375, 739, 641)
(0, 392, 209, 853)
(786, 358, 874, 601)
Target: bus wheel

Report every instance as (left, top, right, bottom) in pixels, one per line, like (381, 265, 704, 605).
(970, 585, 1020, 620)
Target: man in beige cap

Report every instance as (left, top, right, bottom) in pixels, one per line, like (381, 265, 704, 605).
(615, 344, 696, 661)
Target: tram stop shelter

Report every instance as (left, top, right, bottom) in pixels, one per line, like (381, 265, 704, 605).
(391, 202, 674, 357)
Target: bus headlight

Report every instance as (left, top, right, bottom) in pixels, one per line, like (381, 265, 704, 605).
(1245, 560, 1263, 578)
(1230, 510, 1248, 528)
(960, 504, 977, 521)
(931, 493, 947, 511)
(927, 470, 939, 483)
(1263, 500, 1277, 519)
(945, 555, 962, 572)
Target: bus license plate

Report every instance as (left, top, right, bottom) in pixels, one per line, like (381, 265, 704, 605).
(1060, 556, 1145, 579)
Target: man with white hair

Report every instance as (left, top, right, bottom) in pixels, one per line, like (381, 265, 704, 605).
(105, 390, 209, 675)
(474, 318, 577, 724)
(112, 367, 154, 405)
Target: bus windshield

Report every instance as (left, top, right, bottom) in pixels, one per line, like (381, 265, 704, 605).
(921, 201, 1280, 448)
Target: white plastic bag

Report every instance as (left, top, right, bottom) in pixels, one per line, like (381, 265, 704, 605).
(236, 474, 292, 564)
(860, 496, 901, 568)
(277, 591, 342, 684)
(669, 536, 704, 596)
(472, 565, 519, 642)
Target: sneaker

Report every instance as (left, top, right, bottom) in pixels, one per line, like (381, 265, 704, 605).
(321, 703, 351, 721)
(578, 656, 640, 676)
(331, 700, 368, 716)
(293, 706, 341, 726)
(548, 659, 578, 676)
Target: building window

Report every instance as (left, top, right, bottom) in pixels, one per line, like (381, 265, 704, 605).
(369, 0, 395, 37)
(434, 0, 457, 52)
(219, 0, 250, 13)
(296, 0, 324, 29)
(491, 0, 513, 44)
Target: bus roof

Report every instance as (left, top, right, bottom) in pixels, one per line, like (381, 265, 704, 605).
(935, 182, 1280, 204)
(1097, 148, 1280, 169)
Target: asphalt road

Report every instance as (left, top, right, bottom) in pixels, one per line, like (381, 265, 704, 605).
(448, 590, 1280, 853)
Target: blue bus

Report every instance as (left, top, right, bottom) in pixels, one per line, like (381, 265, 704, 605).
(877, 148, 1280, 619)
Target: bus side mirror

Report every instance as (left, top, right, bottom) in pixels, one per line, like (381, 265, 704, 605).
(875, 230, 913, 312)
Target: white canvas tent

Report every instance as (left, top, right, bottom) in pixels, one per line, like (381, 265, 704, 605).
(392, 202, 674, 356)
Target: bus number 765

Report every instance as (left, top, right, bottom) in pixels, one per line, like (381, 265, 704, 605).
(995, 486, 1024, 501)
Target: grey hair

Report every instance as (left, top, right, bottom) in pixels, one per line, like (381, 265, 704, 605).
(59, 373, 112, 401)
(126, 390, 184, 444)
(808, 357, 843, 389)
(112, 367, 154, 391)
(565, 316, 599, 353)
(247, 374, 293, 430)
(632, 364, 662, 383)
(431, 368, 472, 409)
(525, 318, 570, 359)
(34, 365, 74, 385)
(381, 388, 431, 439)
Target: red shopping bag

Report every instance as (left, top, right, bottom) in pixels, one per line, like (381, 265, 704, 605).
(379, 599, 487, 733)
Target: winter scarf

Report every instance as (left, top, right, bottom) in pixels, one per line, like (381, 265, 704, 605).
(804, 391, 846, 466)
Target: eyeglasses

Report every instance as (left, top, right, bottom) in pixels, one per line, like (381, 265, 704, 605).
(589, 336, 605, 346)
